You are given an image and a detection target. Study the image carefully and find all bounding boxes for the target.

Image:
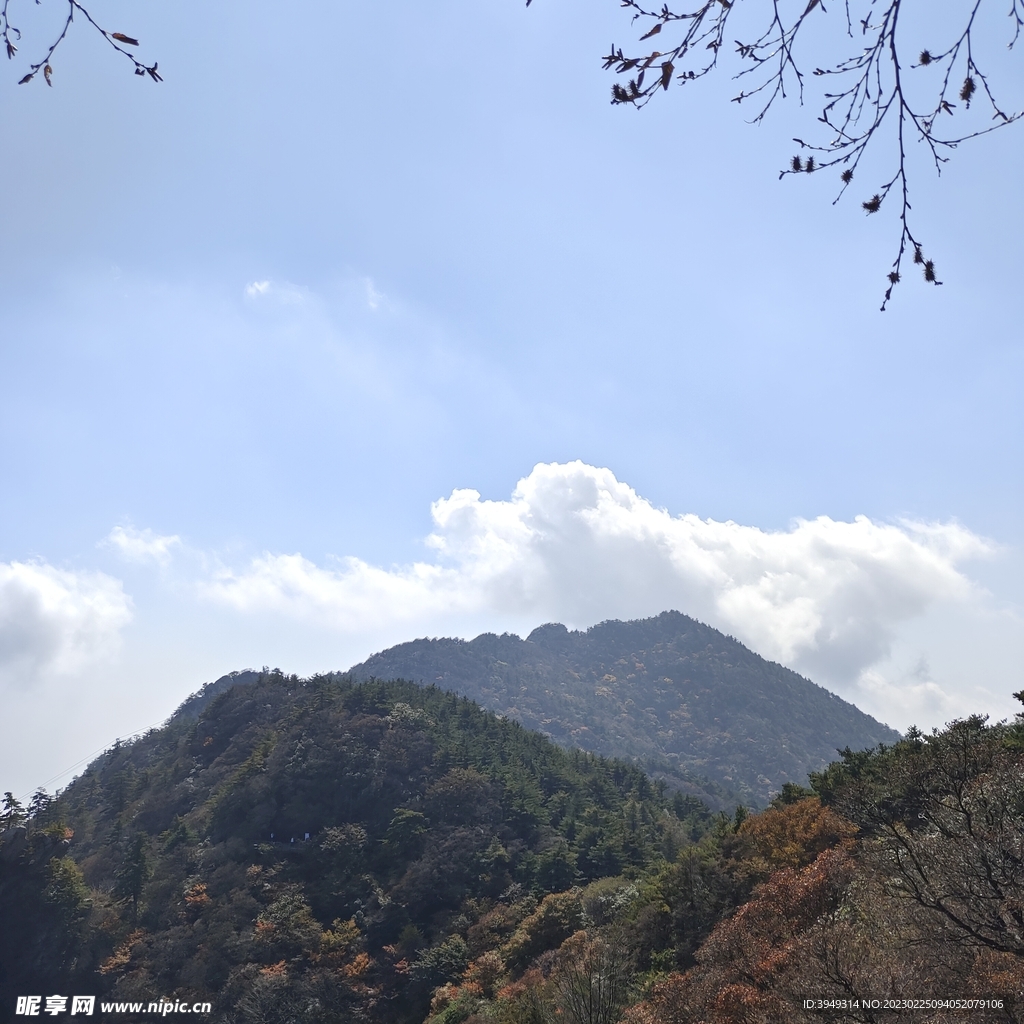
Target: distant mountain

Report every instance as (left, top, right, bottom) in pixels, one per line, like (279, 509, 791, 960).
(349, 611, 900, 807)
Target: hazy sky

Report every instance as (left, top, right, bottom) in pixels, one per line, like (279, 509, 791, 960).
(1, 0, 1021, 798)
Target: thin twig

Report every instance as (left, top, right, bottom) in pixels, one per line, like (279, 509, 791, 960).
(595, 0, 1023, 307)
(5, 0, 161, 85)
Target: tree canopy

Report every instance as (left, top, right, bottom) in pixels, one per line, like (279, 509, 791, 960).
(5, 672, 1023, 1022)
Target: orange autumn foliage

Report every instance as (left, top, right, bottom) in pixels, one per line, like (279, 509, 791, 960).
(342, 951, 373, 978)
(98, 929, 145, 976)
(732, 797, 857, 881)
(625, 846, 857, 1024)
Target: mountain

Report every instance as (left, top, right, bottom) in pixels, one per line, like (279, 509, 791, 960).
(5, 673, 1010, 1024)
(172, 669, 262, 719)
(0, 673, 711, 1024)
(349, 610, 900, 807)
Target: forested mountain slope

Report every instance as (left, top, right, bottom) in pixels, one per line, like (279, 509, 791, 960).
(0, 672, 710, 1023)
(3, 676, 1020, 1024)
(350, 611, 899, 806)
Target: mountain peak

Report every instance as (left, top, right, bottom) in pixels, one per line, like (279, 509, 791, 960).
(526, 621, 571, 646)
(350, 611, 899, 807)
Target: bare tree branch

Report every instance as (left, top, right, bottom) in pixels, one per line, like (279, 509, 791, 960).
(2, 0, 161, 87)
(592, 0, 1024, 308)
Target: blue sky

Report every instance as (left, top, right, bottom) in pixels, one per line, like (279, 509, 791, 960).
(1, 0, 1022, 798)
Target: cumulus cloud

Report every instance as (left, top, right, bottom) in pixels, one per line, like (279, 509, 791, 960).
(106, 525, 181, 567)
(855, 660, 955, 729)
(206, 461, 993, 712)
(0, 561, 133, 688)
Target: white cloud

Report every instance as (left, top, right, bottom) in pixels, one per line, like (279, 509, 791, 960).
(855, 661, 955, 729)
(243, 279, 306, 304)
(0, 561, 133, 688)
(205, 461, 996, 721)
(106, 525, 181, 567)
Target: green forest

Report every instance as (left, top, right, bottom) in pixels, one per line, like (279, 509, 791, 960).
(1, 672, 1022, 1023)
(349, 612, 900, 808)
